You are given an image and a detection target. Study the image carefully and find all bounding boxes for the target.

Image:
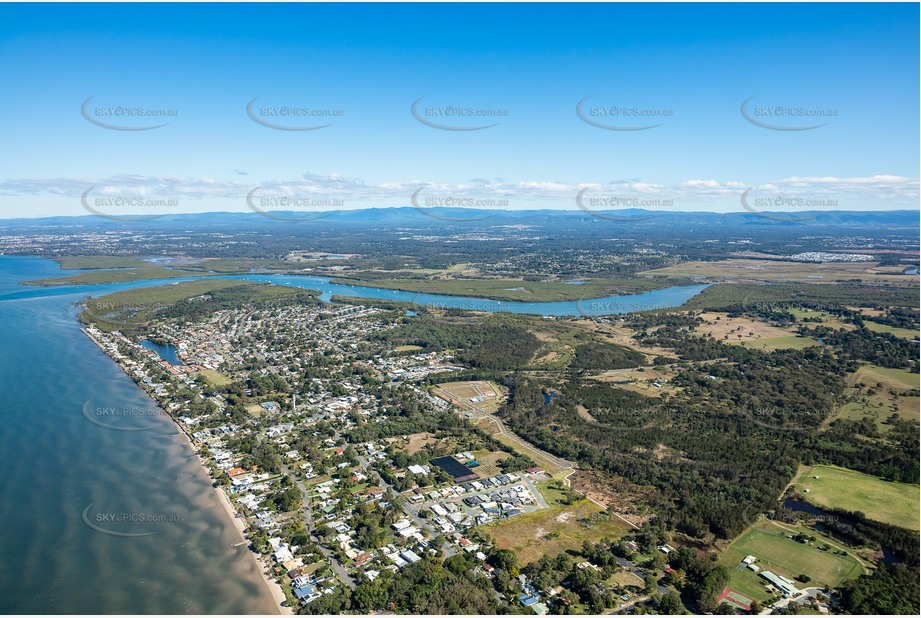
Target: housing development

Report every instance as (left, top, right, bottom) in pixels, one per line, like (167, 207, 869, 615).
(80, 299, 589, 612)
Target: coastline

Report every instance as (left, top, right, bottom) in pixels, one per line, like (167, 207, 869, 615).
(174, 428, 292, 616)
(82, 325, 291, 615)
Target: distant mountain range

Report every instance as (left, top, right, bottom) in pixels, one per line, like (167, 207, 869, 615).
(0, 207, 917, 229)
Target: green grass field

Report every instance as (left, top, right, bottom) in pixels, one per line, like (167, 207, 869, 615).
(680, 283, 919, 311)
(26, 264, 209, 286)
(851, 365, 919, 390)
(792, 465, 919, 530)
(832, 365, 920, 433)
(721, 521, 865, 601)
(197, 369, 233, 387)
(535, 479, 572, 507)
(393, 344, 424, 353)
(30, 257, 298, 286)
(180, 257, 294, 273)
(641, 258, 918, 285)
(862, 320, 919, 340)
(836, 396, 920, 429)
(789, 309, 854, 330)
(55, 255, 149, 269)
(330, 276, 673, 302)
(468, 450, 510, 479)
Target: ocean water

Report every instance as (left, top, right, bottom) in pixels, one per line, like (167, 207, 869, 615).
(0, 257, 278, 614)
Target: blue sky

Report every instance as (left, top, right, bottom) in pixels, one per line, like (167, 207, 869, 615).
(0, 2, 918, 218)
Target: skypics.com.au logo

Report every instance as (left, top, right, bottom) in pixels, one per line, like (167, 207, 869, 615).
(82, 503, 181, 537)
(81, 97, 178, 131)
(741, 97, 837, 131)
(411, 97, 508, 131)
(246, 97, 343, 131)
(576, 98, 672, 131)
(246, 185, 345, 221)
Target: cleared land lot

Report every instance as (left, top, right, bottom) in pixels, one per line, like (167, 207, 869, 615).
(487, 500, 631, 564)
(834, 365, 920, 431)
(791, 464, 920, 530)
(721, 521, 865, 601)
(789, 309, 856, 331)
(570, 320, 678, 360)
(740, 335, 817, 351)
(384, 431, 454, 456)
(591, 366, 680, 396)
(609, 570, 644, 589)
(196, 369, 233, 387)
(469, 450, 511, 479)
(694, 312, 818, 351)
(640, 259, 919, 285)
(433, 380, 504, 413)
(851, 365, 920, 390)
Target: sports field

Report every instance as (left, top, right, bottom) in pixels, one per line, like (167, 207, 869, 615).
(394, 344, 424, 352)
(721, 521, 864, 600)
(792, 465, 919, 530)
(717, 588, 754, 611)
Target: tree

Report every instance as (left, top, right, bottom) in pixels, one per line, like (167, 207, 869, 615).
(654, 591, 686, 614)
(839, 563, 921, 615)
(644, 573, 659, 593)
(445, 553, 474, 576)
(489, 548, 518, 573)
(274, 486, 301, 512)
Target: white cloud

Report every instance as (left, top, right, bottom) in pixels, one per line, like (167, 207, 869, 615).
(0, 172, 916, 208)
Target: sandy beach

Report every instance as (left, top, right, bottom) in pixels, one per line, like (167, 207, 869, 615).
(173, 423, 292, 615)
(84, 324, 291, 614)
(211, 479, 291, 615)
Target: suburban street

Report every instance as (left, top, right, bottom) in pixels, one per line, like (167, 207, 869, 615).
(356, 453, 458, 558)
(281, 462, 356, 589)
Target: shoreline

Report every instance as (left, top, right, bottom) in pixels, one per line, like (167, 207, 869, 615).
(174, 427, 292, 615)
(82, 325, 291, 615)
